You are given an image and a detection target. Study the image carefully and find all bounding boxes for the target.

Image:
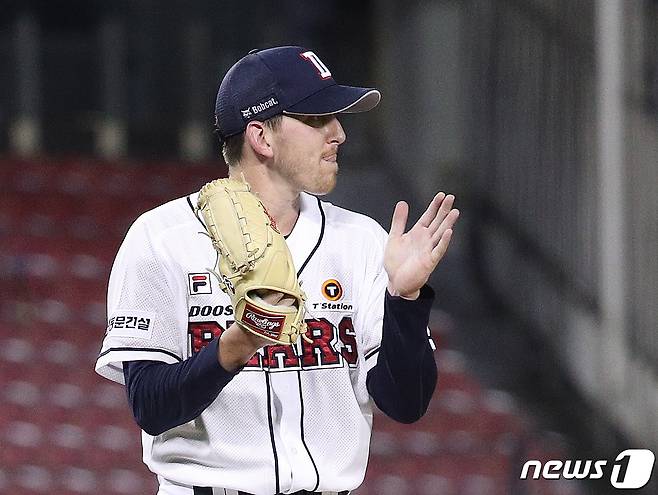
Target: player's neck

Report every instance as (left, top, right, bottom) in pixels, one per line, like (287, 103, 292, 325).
(251, 188, 301, 236)
(228, 166, 301, 236)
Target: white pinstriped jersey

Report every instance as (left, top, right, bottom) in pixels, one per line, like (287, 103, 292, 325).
(95, 191, 390, 495)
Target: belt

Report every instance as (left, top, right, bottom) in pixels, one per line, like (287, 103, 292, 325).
(193, 488, 349, 495)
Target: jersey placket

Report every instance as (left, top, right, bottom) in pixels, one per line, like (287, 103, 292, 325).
(269, 370, 319, 492)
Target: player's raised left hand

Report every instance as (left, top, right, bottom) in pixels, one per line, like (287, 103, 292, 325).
(384, 192, 459, 299)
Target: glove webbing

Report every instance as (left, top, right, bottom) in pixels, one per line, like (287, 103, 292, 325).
(220, 186, 271, 275)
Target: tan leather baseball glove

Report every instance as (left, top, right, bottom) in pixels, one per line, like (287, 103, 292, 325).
(197, 178, 308, 345)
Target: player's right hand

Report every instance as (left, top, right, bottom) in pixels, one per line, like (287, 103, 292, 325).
(255, 289, 297, 307)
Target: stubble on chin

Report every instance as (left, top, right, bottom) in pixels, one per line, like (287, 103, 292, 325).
(276, 154, 339, 196)
(308, 181, 336, 196)
(307, 165, 338, 196)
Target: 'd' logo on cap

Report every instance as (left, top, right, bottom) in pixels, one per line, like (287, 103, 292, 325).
(322, 279, 343, 301)
(300, 51, 332, 80)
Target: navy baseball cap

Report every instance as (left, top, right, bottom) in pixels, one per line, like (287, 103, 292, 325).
(214, 46, 381, 140)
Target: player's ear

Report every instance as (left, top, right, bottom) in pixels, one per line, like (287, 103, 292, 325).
(244, 121, 274, 159)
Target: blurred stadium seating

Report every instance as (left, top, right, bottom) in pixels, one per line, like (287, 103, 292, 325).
(0, 158, 583, 494)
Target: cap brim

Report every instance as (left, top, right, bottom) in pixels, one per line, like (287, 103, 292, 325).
(284, 85, 381, 116)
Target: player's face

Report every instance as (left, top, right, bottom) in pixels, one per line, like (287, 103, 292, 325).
(270, 114, 346, 195)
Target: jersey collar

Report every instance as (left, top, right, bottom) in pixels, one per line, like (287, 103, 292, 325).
(286, 192, 325, 276)
(187, 190, 325, 276)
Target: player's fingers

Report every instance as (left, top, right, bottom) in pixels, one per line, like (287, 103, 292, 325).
(389, 201, 409, 238)
(278, 296, 297, 307)
(263, 292, 297, 307)
(418, 192, 445, 227)
(430, 209, 459, 246)
(431, 208, 460, 238)
(431, 229, 453, 262)
(445, 208, 460, 231)
(427, 194, 455, 233)
(256, 289, 285, 305)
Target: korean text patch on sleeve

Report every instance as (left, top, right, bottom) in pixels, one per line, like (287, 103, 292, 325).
(106, 310, 156, 340)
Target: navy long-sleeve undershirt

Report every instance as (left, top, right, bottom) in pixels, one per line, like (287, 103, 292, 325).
(122, 338, 239, 436)
(123, 285, 437, 435)
(366, 284, 437, 423)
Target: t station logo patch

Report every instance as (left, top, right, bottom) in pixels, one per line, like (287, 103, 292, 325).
(321, 279, 343, 301)
(188, 273, 212, 295)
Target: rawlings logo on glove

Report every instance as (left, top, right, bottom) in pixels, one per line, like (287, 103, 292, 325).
(242, 303, 285, 339)
(197, 178, 308, 345)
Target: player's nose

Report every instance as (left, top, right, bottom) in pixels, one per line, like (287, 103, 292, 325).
(328, 116, 346, 145)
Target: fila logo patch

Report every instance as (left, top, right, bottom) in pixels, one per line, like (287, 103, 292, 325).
(188, 273, 212, 295)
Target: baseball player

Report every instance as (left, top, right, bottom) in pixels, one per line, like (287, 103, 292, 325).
(95, 46, 459, 495)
